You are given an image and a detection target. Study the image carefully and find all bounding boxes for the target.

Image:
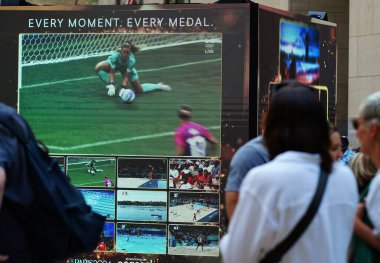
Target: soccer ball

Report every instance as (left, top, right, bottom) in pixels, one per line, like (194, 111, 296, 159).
(119, 88, 135, 104)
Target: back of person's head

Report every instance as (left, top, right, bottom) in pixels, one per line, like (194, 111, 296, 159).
(269, 80, 316, 100)
(359, 91, 380, 135)
(264, 82, 332, 172)
(178, 104, 192, 121)
(349, 152, 377, 192)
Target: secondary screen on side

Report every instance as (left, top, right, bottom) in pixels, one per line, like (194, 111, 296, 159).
(279, 20, 320, 84)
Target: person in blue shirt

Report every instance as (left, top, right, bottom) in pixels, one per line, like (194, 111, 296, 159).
(225, 135, 269, 219)
(95, 42, 171, 97)
(339, 136, 356, 166)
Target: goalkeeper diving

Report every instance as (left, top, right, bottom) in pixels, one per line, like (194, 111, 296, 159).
(95, 41, 171, 97)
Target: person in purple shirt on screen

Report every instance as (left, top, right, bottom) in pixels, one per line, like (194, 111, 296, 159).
(103, 176, 113, 188)
(174, 105, 218, 156)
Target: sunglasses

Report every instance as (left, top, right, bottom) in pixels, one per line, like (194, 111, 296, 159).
(352, 118, 359, 130)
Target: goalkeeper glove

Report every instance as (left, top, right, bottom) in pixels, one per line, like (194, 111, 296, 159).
(106, 83, 116, 96)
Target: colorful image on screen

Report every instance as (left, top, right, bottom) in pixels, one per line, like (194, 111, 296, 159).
(79, 189, 115, 220)
(168, 224, 219, 257)
(18, 33, 222, 157)
(117, 190, 167, 222)
(116, 223, 167, 254)
(169, 159, 220, 191)
(67, 156, 116, 188)
(95, 222, 115, 252)
(169, 192, 219, 223)
(117, 158, 167, 189)
(279, 20, 320, 84)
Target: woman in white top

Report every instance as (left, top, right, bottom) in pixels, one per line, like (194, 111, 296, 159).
(220, 83, 358, 263)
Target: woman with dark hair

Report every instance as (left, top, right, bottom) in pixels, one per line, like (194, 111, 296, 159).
(220, 84, 358, 263)
(95, 41, 171, 97)
(329, 123, 343, 161)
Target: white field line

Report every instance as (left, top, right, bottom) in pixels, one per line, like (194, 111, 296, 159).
(76, 181, 105, 186)
(68, 159, 115, 165)
(47, 126, 220, 151)
(68, 164, 111, 171)
(21, 58, 221, 89)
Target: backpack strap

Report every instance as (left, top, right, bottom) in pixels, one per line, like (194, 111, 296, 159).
(260, 168, 329, 263)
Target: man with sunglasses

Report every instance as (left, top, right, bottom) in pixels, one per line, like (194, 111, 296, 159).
(352, 91, 380, 259)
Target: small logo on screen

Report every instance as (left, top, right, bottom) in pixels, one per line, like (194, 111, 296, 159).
(204, 41, 215, 54)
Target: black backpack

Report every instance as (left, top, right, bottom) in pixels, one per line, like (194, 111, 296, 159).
(0, 104, 105, 260)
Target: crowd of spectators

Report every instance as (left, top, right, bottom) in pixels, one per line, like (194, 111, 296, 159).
(169, 159, 220, 190)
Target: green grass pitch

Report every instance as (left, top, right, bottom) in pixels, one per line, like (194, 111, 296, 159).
(67, 157, 116, 187)
(19, 42, 221, 156)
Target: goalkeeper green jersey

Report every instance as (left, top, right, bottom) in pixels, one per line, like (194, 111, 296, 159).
(87, 160, 96, 168)
(107, 51, 136, 73)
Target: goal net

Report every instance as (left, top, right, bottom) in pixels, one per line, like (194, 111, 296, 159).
(20, 33, 222, 67)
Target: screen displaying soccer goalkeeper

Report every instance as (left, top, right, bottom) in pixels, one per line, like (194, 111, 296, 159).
(19, 33, 222, 156)
(95, 41, 171, 100)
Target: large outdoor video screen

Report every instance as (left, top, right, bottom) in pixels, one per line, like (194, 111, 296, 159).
(19, 33, 222, 156)
(0, 4, 253, 263)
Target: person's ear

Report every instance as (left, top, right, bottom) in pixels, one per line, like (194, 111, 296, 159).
(369, 123, 380, 138)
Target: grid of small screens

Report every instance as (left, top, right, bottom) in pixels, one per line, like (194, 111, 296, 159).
(52, 156, 221, 257)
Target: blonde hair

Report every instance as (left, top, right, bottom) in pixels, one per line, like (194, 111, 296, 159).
(349, 152, 377, 192)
